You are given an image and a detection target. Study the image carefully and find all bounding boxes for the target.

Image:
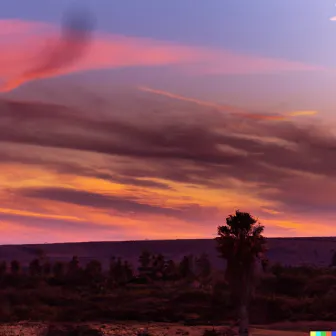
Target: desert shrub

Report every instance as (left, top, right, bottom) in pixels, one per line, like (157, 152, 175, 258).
(257, 273, 277, 294)
(202, 329, 221, 336)
(202, 328, 234, 336)
(136, 328, 152, 336)
(253, 295, 309, 323)
(330, 251, 336, 267)
(275, 273, 307, 297)
(270, 262, 284, 277)
(43, 325, 103, 336)
(309, 288, 336, 320)
(212, 280, 229, 293)
(288, 265, 320, 278)
(304, 274, 336, 296)
(173, 290, 210, 304)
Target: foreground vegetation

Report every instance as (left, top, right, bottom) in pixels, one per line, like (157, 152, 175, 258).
(0, 250, 334, 325)
(0, 210, 334, 336)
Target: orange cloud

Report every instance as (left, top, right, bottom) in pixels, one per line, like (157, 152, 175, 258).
(0, 207, 81, 221)
(0, 19, 325, 92)
(287, 110, 318, 117)
(261, 208, 282, 215)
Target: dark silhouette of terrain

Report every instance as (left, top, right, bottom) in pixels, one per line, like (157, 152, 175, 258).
(0, 237, 334, 270)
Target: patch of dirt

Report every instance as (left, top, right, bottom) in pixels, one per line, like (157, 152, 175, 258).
(0, 322, 312, 336)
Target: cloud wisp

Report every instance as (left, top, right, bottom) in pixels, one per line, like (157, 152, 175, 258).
(138, 86, 318, 121)
(0, 18, 325, 92)
(0, 9, 95, 93)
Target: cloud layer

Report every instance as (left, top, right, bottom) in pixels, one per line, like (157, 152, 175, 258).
(0, 19, 325, 92)
(0, 86, 334, 243)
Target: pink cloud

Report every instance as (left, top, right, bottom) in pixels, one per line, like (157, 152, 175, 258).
(0, 19, 325, 92)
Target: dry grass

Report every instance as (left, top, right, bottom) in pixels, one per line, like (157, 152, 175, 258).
(0, 323, 313, 336)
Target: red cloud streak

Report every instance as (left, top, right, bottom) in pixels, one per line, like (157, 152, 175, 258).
(0, 19, 325, 92)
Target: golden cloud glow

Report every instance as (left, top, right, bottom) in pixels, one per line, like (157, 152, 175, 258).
(287, 110, 318, 117)
(0, 207, 81, 221)
(261, 208, 282, 215)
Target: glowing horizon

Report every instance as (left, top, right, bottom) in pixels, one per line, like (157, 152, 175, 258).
(0, 1, 334, 243)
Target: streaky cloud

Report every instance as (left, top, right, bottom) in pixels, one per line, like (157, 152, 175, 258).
(0, 19, 325, 92)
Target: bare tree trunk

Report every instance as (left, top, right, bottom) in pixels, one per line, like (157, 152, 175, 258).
(238, 262, 254, 336)
(238, 304, 249, 336)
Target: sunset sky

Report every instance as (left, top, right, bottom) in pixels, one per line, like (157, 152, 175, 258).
(0, 0, 336, 243)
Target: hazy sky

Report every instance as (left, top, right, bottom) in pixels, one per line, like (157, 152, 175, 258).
(0, 1, 335, 243)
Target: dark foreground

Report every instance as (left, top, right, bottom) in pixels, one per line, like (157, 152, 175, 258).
(1, 321, 336, 336)
(0, 253, 334, 325)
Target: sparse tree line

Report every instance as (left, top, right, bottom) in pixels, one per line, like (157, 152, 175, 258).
(0, 251, 213, 290)
(0, 211, 334, 336)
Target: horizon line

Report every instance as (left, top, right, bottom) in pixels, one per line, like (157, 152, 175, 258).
(0, 236, 335, 247)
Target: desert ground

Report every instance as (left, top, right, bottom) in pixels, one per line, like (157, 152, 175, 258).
(1, 321, 332, 336)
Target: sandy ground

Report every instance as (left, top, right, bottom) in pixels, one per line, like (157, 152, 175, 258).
(0, 322, 309, 336)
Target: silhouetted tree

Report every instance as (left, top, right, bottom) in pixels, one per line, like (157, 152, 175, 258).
(109, 257, 129, 285)
(85, 259, 103, 284)
(10, 260, 20, 275)
(271, 262, 284, 277)
(139, 250, 151, 267)
(29, 258, 42, 277)
(152, 254, 165, 279)
(52, 261, 65, 279)
(196, 253, 211, 277)
(66, 256, 83, 286)
(42, 261, 52, 277)
(196, 253, 212, 286)
(178, 255, 194, 280)
(123, 260, 134, 282)
(0, 261, 7, 277)
(138, 250, 153, 280)
(36, 248, 46, 261)
(216, 210, 267, 336)
(164, 259, 178, 281)
(109, 256, 117, 283)
(330, 251, 336, 267)
(68, 256, 80, 274)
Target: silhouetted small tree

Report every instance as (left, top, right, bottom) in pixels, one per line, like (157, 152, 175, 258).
(43, 261, 52, 277)
(0, 261, 7, 277)
(10, 260, 20, 275)
(196, 253, 212, 279)
(29, 258, 42, 277)
(163, 259, 178, 281)
(152, 254, 165, 279)
(216, 210, 267, 336)
(138, 250, 153, 280)
(52, 261, 65, 279)
(123, 260, 134, 282)
(178, 255, 194, 280)
(85, 259, 103, 284)
(109, 256, 117, 283)
(330, 251, 336, 267)
(271, 262, 284, 277)
(68, 256, 80, 274)
(109, 257, 129, 285)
